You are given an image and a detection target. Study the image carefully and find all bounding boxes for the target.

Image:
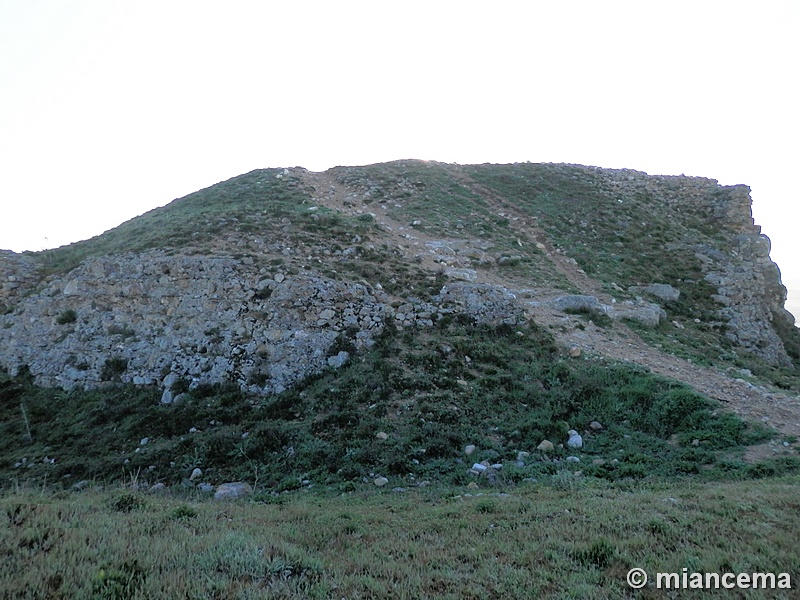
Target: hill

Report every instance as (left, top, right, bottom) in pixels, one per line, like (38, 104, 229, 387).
(0, 160, 799, 489)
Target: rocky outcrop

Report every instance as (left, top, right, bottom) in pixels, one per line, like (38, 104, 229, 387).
(549, 295, 666, 328)
(701, 234, 794, 367)
(0, 251, 525, 395)
(0, 250, 41, 311)
(598, 168, 793, 365)
(0, 252, 389, 394)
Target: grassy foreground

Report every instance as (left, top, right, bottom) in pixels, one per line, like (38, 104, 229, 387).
(2, 476, 799, 599)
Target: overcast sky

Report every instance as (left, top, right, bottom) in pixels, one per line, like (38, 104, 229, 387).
(1, 1, 797, 316)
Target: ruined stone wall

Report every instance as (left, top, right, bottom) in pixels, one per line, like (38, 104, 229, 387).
(0, 252, 524, 397)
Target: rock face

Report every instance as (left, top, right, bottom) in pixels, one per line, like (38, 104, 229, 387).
(598, 169, 795, 365)
(0, 251, 526, 393)
(0, 253, 390, 393)
(0, 161, 795, 393)
(0, 251, 41, 311)
(701, 234, 795, 367)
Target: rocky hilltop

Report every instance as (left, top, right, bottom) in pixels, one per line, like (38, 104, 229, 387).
(1, 161, 798, 404)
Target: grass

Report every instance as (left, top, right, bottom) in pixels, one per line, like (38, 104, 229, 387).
(2, 160, 800, 597)
(1, 318, 786, 491)
(1, 476, 799, 598)
(17, 160, 799, 382)
(28, 169, 377, 277)
(330, 160, 567, 287)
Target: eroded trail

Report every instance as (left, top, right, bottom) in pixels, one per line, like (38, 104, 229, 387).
(302, 167, 800, 450)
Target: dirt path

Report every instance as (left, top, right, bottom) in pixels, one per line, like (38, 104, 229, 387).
(302, 168, 800, 455)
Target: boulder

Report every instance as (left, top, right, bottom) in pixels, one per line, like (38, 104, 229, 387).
(567, 430, 583, 449)
(629, 283, 680, 302)
(551, 295, 609, 314)
(611, 301, 666, 327)
(213, 482, 253, 501)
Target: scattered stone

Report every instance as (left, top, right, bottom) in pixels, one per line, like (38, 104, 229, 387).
(629, 283, 680, 302)
(517, 451, 530, 461)
(567, 430, 583, 449)
(589, 421, 604, 431)
(566, 456, 580, 463)
(537, 440, 554, 452)
(375, 431, 389, 440)
(464, 444, 477, 456)
(198, 483, 215, 493)
(139, 437, 150, 446)
(552, 295, 608, 314)
(569, 347, 582, 357)
(189, 468, 203, 481)
(148, 483, 166, 493)
(326, 351, 349, 368)
(444, 268, 478, 282)
(467, 481, 479, 490)
(374, 476, 389, 487)
(213, 482, 253, 501)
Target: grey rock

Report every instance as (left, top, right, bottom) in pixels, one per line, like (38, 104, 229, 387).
(552, 295, 609, 314)
(567, 430, 583, 449)
(213, 482, 253, 501)
(537, 440, 554, 452)
(611, 301, 666, 327)
(444, 268, 478, 282)
(326, 351, 350, 369)
(629, 283, 680, 302)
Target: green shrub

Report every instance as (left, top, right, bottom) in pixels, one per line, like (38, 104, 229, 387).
(572, 538, 616, 569)
(92, 560, 147, 600)
(170, 504, 198, 520)
(100, 357, 128, 381)
(110, 493, 145, 513)
(56, 309, 77, 325)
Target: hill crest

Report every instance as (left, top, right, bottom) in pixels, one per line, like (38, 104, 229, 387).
(1, 161, 798, 440)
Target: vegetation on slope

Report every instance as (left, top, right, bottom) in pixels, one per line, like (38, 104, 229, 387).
(2, 319, 788, 492)
(31, 169, 372, 275)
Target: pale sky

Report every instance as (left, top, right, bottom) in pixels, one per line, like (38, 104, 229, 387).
(1, 1, 798, 317)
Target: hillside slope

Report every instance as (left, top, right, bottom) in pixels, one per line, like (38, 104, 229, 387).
(1, 160, 799, 485)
